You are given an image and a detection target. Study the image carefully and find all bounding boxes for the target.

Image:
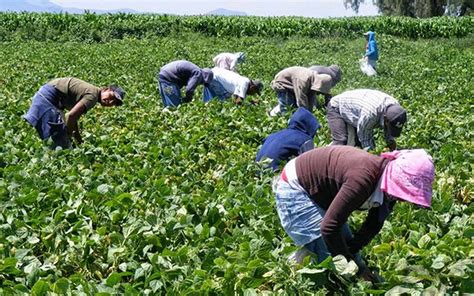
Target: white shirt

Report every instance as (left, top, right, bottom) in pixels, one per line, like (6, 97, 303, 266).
(213, 53, 240, 72)
(282, 158, 307, 193)
(359, 177, 384, 210)
(211, 67, 250, 99)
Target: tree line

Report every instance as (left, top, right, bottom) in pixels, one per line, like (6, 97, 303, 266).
(344, 0, 473, 17)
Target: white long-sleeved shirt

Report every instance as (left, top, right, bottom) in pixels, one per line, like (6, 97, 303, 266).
(213, 53, 241, 72)
(329, 89, 399, 150)
(211, 67, 250, 99)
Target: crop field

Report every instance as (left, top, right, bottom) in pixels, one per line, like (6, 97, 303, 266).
(0, 14, 473, 295)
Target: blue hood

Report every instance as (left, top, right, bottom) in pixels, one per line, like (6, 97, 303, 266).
(364, 31, 379, 60)
(256, 107, 320, 171)
(287, 107, 321, 138)
(366, 31, 376, 42)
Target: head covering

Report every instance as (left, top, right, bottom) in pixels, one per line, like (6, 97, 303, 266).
(328, 65, 342, 86)
(312, 74, 333, 95)
(364, 31, 376, 42)
(109, 86, 125, 106)
(201, 68, 214, 85)
(380, 149, 435, 208)
(256, 107, 320, 171)
(236, 52, 246, 62)
(385, 105, 407, 137)
(251, 79, 264, 94)
(288, 107, 321, 138)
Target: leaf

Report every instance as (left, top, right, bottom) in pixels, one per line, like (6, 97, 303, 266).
(106, 272, 122, 287)
(417, 234, 431, 249)
(149, 280, 163, 293)
(448, 259, 471, 278)
(97, 184, 111, 194)
(243, 288, 257, 296)
(31, 280, 49, 296)
(431, 254, 451, 270)
(385, 286, 416, 295)
(195, 223, 203, 235)
(51, 278, 69, 294)
(332, 255, 359, 277)
(372, 243, 391, 256)
(297, 267, 326, 275)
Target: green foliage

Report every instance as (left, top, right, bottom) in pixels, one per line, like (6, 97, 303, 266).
(0, 21, 473, 294)
(0, 12, 472, 42)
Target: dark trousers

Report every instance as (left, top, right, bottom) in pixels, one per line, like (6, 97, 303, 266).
(326, 106, 361, 147)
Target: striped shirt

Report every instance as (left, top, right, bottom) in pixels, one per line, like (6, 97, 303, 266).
(329, 89, 399, 149)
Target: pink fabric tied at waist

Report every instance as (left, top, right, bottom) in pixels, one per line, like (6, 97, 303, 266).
(380, 149, 435, 208)
(280, 167, 288, 183)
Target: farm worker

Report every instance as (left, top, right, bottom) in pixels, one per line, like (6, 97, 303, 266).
(308, 65, 342, 107)
(268, 67, 333, 117)
(212, 52, 246, 72)
(203, 67, 263, 105)
(274, 146, 435, 282)
(326, 89, 407, 151)
(23, 77, 124, 148)
(363, 31, 379, 70)
(256, 107, 320, 171)
(158, 60, 213, 107)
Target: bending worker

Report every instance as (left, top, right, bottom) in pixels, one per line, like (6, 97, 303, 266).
(274, 146, 435, 282)
(24, 77, 125, 148)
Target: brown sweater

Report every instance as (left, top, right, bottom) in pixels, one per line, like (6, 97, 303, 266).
(271, 67, 332, 111)
(295, 146, 394, 259)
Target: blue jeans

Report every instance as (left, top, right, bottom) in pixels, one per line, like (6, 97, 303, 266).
(275, 180, 366, 270)
(276, 91, 297, 114)
(158, 80, 182, 107)
(203, 79, 231, 102)
(23, 84, 71, 148)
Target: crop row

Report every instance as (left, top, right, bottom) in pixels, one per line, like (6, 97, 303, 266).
(0, 13, 472, 42)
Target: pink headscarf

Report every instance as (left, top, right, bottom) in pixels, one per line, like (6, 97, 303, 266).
(380, 149, 435, 208)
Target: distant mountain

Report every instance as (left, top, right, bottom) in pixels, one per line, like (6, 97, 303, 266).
(206, 8, 247, 16)
(0, 0, 139, 14)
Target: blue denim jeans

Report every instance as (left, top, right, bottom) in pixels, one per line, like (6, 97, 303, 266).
(275, 180, 366, 270)
(23, 84, 71, 148)
(203, 79, 231, 102)
(158, 80, 182, 107)
(276, 91, 297, 114)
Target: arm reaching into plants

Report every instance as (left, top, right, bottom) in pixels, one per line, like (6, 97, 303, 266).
(66, 102, 86, 144)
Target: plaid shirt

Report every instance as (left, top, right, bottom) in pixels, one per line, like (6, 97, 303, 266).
(329, 89, 399, 149)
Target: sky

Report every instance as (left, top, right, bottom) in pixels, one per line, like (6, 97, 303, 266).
(48, 0, 380, 17)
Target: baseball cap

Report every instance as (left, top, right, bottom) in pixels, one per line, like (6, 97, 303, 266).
(385, 105, 407, 137)
(110, 86, 125, 106)
(236, 52, 246, 62)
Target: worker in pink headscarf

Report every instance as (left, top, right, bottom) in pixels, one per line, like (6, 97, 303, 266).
(273, 146, 435, 282)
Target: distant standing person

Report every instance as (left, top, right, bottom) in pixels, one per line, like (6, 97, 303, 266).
(23, 77, 125, 148)
(269, 67, 333, 116)
(308, 64, 342, 106)
(158, 60, 213, 107)
(213, 52, 246, 72)
(203, 67, 263, 105)
(363, 31, 378, 70)
(326, 89, 407, 151)
(256, 107, 321, 171)
(274, 146, 435, 282)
